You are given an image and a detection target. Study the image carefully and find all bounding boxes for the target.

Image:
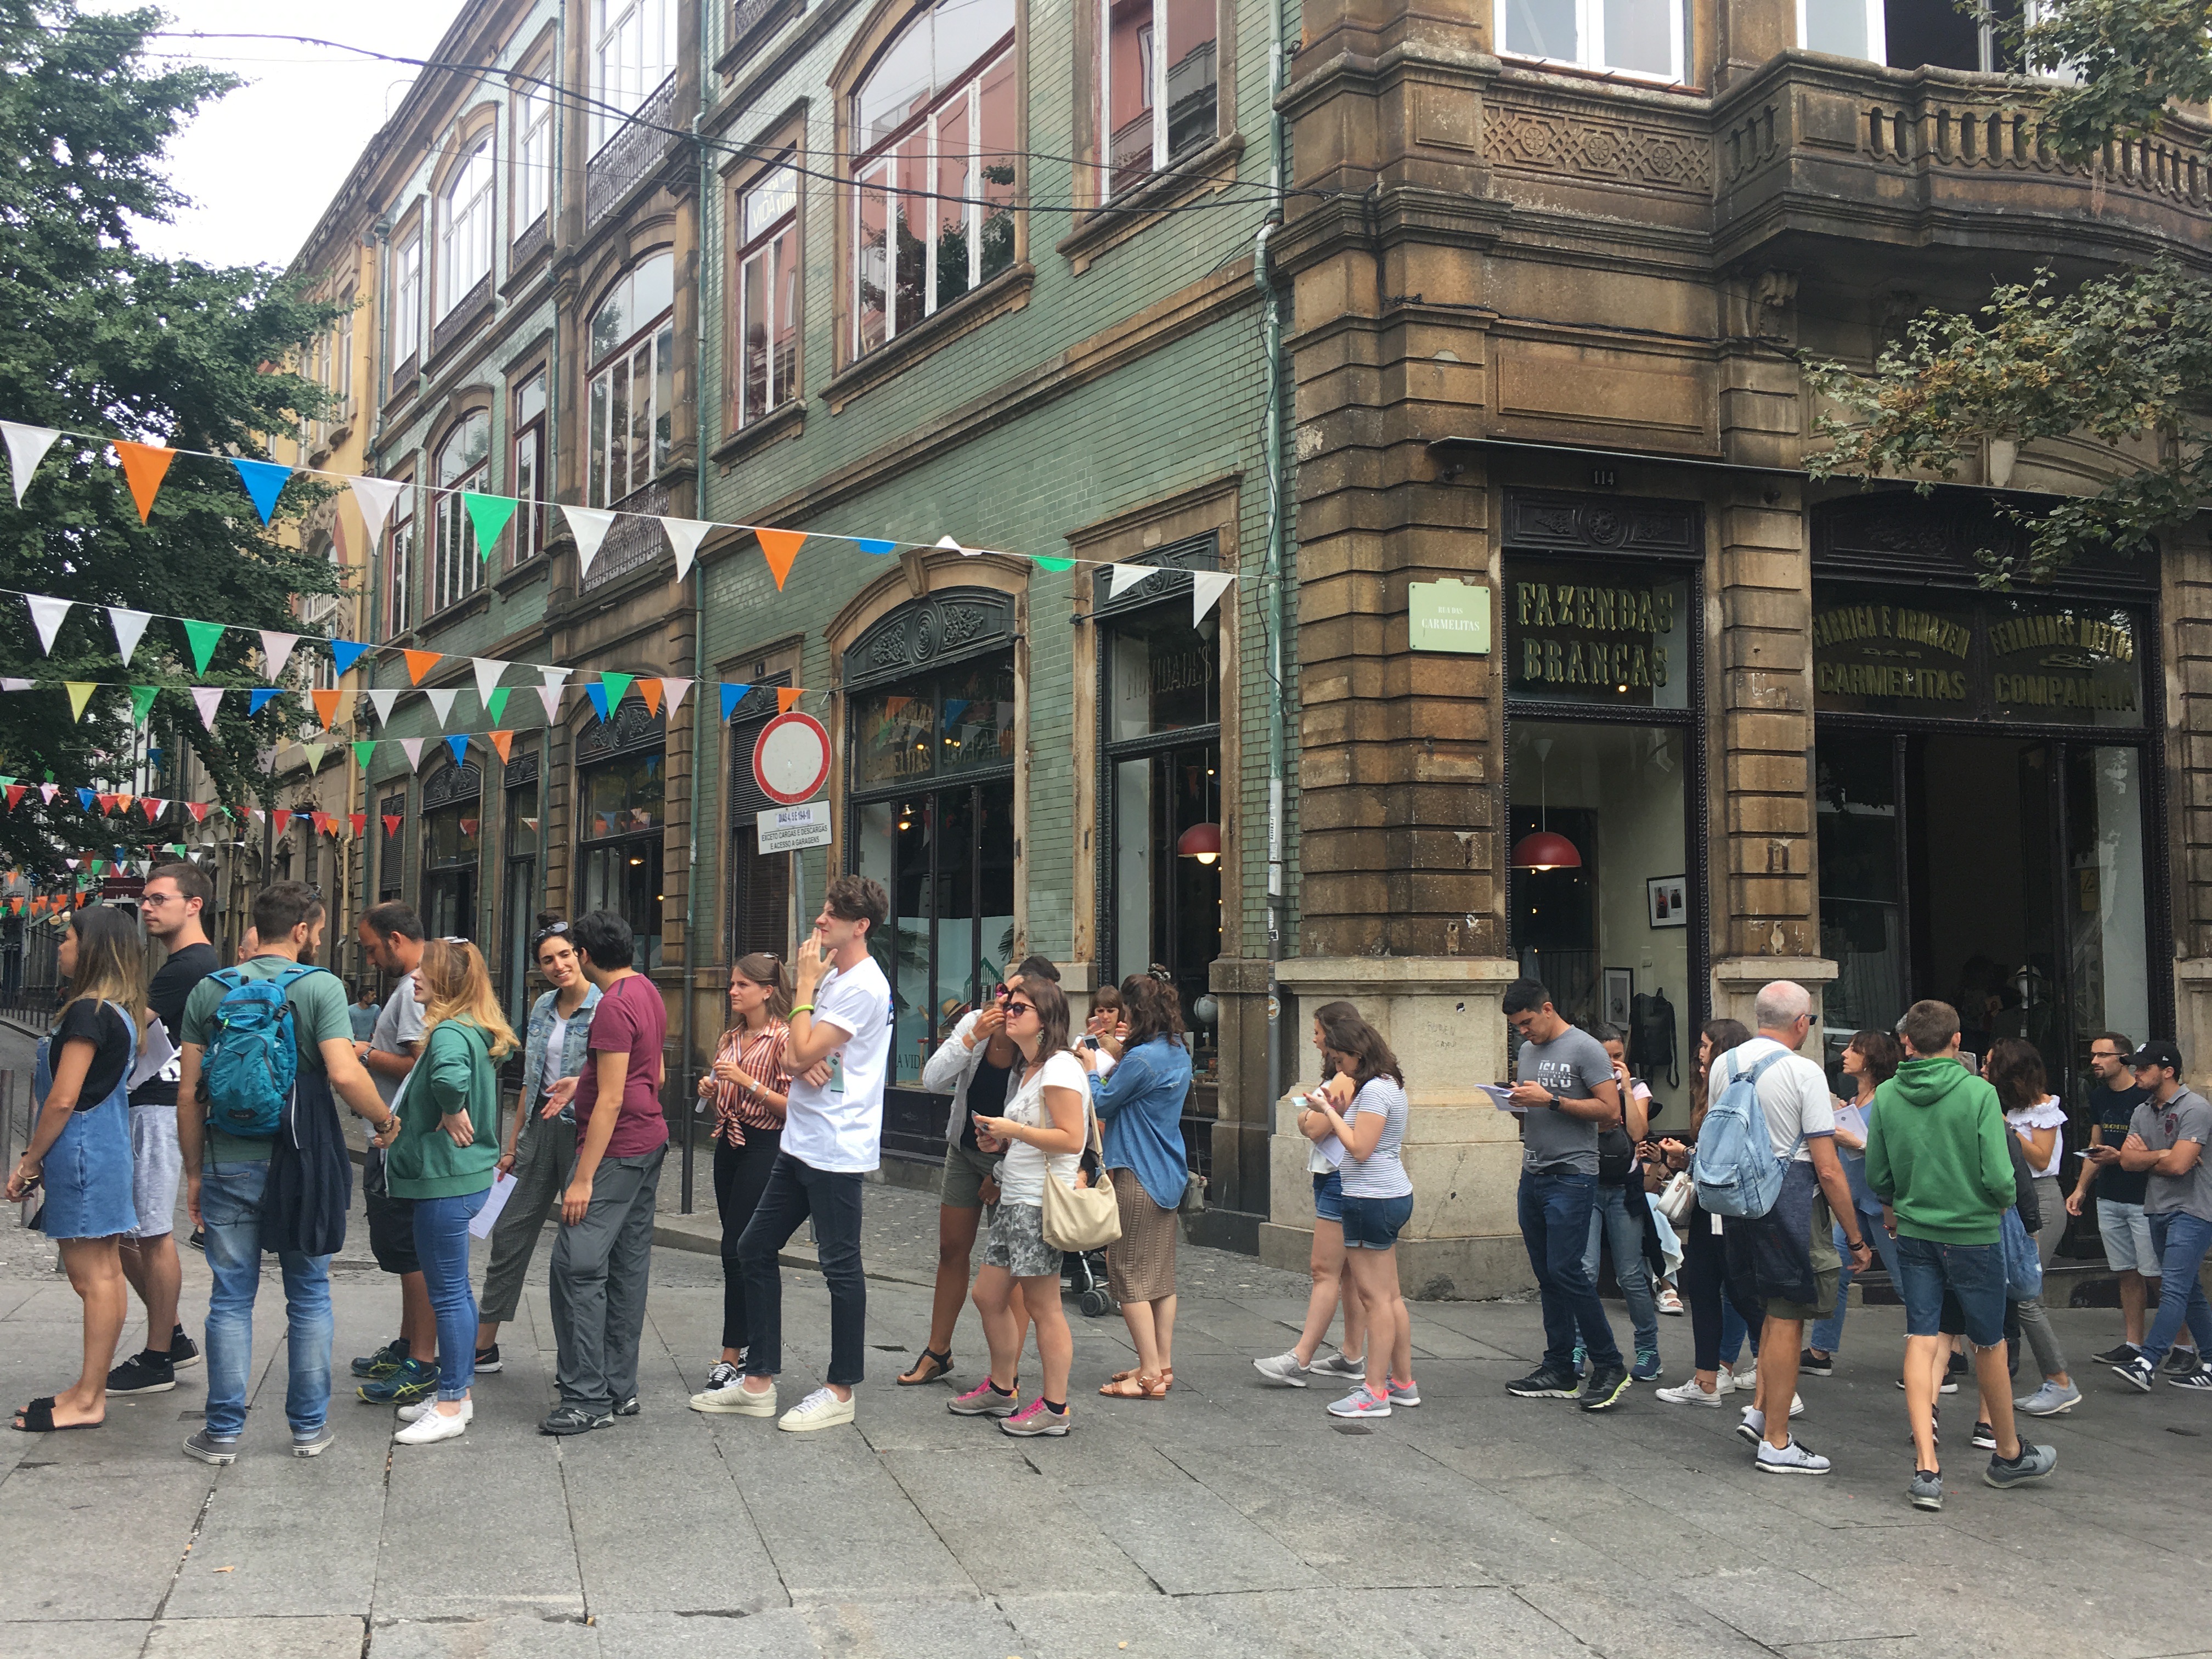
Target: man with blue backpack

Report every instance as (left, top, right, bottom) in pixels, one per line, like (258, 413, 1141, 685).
(1694, 981, 1872, 1476)
(173, 883, 398, 1465)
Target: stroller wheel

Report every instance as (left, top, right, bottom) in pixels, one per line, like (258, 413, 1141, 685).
(1079, 1288, 1114, 1318)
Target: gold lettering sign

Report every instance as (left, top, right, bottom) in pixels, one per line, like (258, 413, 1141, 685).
(1814, 592, 2144, 725)
(1514, 580, 1673, 693)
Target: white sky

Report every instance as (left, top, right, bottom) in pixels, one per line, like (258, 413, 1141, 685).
(91, 2, 465, 270)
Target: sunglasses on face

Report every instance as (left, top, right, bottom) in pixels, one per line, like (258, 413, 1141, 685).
(1002, 1000, 1036, 1019)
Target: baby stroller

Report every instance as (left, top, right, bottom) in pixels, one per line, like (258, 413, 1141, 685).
(1063, 1244, 1115, 1318)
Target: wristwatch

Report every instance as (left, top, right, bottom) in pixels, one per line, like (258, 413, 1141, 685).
(1548, 1092, 1564, 1111)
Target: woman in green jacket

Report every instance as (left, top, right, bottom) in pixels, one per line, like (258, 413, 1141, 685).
(388, 939, 513, 1445)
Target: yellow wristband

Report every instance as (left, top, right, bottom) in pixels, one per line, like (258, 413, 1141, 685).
(791, 1003, 814, 1015)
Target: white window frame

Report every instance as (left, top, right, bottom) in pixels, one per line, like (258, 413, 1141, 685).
(585, 257, 675, 508)
(1098, 0, 1221, 199)
(432, 415, 490, 614)
(1494, 0, 1687, 83)
(590, 0, 678, 153)
(438, 137, 496, 318)
(512, 371, 548, 566)
(516, 71, 555, 235)
(1796, 0, 1886, 62)
(387, 487, 416, 638)
(392, 233, 423, 370)
(736, 156, 799, 427)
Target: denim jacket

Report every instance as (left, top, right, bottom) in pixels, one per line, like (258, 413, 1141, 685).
(520, 983, 601, 1126)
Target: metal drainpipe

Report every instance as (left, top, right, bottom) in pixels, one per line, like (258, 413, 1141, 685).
(1257, 0, 1290, 1115)
(677, 101, 712, 1215)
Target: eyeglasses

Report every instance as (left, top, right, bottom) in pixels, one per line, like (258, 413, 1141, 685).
(1002, 1000, 1036, 1019)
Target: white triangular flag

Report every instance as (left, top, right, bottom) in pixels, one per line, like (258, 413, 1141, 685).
(3, 678, 32, 692)
(661, 677, 691, 713)
(425, 688, 458, 725)
(106, 607, 152, 665)
(1192, 570, 1234, 627)
(26, 595, 71, 654)
(259, 630, 300, 681)
(472, 658, 505, 706)
(398, 737, 426, 772)
(349, 475, 408, 545)
(1108, 563, 1158, 599)
(542, 665, 571, 685)
(563, 506, 617, 579)
(535, 684, 563, 724)
(936, 533, 980, 557)
(661, 517, 712, 582)
(2, 422, 60, 507)
(368, 688, 402, 724)
(191, 687, 224, 729)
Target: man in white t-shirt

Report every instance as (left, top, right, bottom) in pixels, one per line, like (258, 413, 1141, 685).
(1710, 981, 1872, 1476)
(730, 874, 893, 1434)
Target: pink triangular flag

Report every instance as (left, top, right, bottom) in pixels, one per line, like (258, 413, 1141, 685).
(109, 607, 152, 666)
(259, 630, 300, 681)
(349, 475, 408, 544)
(398, 737, 426, 771)
(661, 676, 691, 713)
(661, 517, 712, 582)
(535, 684, 563, 724)
(191, 687, 224, 729)
(425, 688, 458, 725)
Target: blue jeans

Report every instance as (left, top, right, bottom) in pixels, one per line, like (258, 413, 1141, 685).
(413, 1189, 488, 1402)
(2141, 1211, 2212, 1370)
(1581, 1185, 1658, 1353)
(1894, 1233, 2007, 1347)
(1809, 1210, 1903, 1355)
(201, 1159, 334, 1442)
(1519, 1169, 1622, 1369)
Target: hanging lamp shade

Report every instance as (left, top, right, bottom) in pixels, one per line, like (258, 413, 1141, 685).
(1176, 821, 1222, 865)
(1510, 829, 1582, 871)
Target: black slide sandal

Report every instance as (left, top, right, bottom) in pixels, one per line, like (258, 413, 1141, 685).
(13, 1396, 103, 1432)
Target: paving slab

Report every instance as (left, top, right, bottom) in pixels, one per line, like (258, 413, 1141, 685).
(145, 1615, 367, 1659)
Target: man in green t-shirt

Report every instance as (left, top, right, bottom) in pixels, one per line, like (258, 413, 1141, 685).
(174, 883, 394, 1465)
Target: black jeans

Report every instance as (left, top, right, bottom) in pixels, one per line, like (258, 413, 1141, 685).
(1681, 1200, 1765, 1374)
(713, 1127, 782, 1353)
(736, 1152, 867, 1387)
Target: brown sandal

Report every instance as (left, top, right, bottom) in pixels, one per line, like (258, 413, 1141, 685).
(896, 1347, 954, 1386)
(1097, 1371, 1168, 1399)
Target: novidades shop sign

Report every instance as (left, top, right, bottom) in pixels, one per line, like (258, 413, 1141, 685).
(1813, 592, 2142, 725)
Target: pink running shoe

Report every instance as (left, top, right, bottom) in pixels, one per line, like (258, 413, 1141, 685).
(948, 1379, 1020, 1418)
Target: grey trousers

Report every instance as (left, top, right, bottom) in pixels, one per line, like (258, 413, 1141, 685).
(478, 1116, 577, 1325)
(549, 1144, 664, 1413)
(2015, 1175, 2070, 1380)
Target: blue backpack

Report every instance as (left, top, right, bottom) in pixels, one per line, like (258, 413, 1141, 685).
(199, 964, 321, 1139)
(1691, 1046, 1798, 1218)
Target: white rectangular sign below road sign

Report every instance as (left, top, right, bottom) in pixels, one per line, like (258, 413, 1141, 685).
(757, 802, 833, 854)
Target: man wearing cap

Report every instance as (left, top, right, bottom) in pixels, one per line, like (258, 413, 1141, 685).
(2096, 1041, 2212, 1392)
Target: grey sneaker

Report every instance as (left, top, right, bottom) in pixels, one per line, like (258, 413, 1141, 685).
(183, 1429, 240, 1465)
(1754, 1437, 1832, 1476)
(289, 1426, 337, 1458)
(1984, 1441, 2057, 1489)
(2015, 1379, 2081, 1416)
(1309, 1351, 1367, 1381)
(1252, 1351, 1313, 1387)
(1908, 1469, 1944, 1510)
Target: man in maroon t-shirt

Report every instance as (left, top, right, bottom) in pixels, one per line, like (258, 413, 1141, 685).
(540, 910, 667, 1435)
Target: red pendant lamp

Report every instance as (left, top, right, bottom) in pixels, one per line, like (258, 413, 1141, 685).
(1177, 821, 1222, 865)
(1510, 737, 1583, 871)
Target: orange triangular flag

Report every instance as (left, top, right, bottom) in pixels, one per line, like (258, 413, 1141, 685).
(403, 649, 442, 685)
(488, 730, 514, 764)
(311, 687, 343, 729)
(114, 441, 177, 522)
(757, 528, 805, 590)
(639, 678, 663, 716)
(776, 687, 803, 713)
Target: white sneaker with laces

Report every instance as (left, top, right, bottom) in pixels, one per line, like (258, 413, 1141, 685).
(1655, 1380, 1727, 1408)
(397, 1398, 472, 1425)
(393, 1404, 470, 1444)
(1251, 1351, 1313, 1387)
(778, 1386, 856, 1432)
(1754, 1437, 1831, 1475)
(691, 1381, 770, 1414)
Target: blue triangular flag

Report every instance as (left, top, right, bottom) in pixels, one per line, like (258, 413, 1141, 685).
(76, 787, 95, 811)
(720, 681, 750, 721)
(330, 639, 370, 674)
(855, 538, 896, 557)
(232, 458, 293, 524)
(586, 681, 612, 723)
(249, 687, 282, 715)
(445, 735, 469, 766)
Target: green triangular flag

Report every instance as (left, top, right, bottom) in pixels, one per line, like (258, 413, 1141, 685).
(484, 686, 510, 724)
(166, 843, 187, 855)
(1033, 555, 1076, 572)
(89, 858, 105, 876)
(463, 492, 518, 563)
(600, 671, 634, 709)
(352, 740, 377, 768)
(181, 619, 224, 675)
(129, 685, 159, 724)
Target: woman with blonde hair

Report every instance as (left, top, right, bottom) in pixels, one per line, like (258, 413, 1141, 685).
(690, 952, 794, 1410)
(385, 939, 510, 1444)
(7, 905, 145, 1431)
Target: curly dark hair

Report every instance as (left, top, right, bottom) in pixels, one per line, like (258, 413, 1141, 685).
(1984, 1036, 2050, 1114)
(1118, 974, 1185, 1050)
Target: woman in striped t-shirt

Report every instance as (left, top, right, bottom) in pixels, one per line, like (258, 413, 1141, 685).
(689, 953, 792, 1412)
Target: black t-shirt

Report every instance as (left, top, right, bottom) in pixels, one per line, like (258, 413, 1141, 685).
(961, 1054, 1014, 1150)
(2091, 1083, 2151, 1206)
(53, 1000, 133, 1111)
(132, 940, 219, 1108)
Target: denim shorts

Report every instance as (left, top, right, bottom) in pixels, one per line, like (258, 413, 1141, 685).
(1340, 1192, 1413, 1251)
(2097, 1198, 2157, 1274)
(1312, 1169, 1346, 1224)
(1894, 1233, 2006, 1347)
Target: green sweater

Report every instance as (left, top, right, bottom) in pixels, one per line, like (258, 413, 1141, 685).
(385, 1018, 501, 1200)
(1863, 1056, 2017, 1245)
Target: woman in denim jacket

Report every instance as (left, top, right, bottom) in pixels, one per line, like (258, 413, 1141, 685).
(473, 918, 600, 1367)
(1090, 975, 1193, 1400)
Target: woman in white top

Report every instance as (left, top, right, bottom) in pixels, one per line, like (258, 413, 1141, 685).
(1308, 1003, 1416, 1420)
(1252, 1008, 1369, 1388)
(951, 977, 1088, 1438)
(1985, 1037, 2079, 1415)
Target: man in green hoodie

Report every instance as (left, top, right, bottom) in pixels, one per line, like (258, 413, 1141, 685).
(1865, 999, 2056, 1510)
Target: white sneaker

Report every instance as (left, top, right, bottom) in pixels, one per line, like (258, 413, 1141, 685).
(1655, 1380, 1727, 1408)
(393, 1403, 470, 1444)
(778, 1386, 856, 1432)
(1754, 1436, 1831, 1476)
(690, 1381, 772, 1414)
(1712, 1365, 1738, 1396)
(396, 1398, 473, 1426)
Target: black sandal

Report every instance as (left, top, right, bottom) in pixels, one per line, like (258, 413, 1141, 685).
(12, 1395, 102, 1432)
(896, 1347, 954, 1386)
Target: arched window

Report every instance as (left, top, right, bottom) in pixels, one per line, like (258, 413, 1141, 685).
(432, 411, 490, 613)
(851, 0, 1018, 357)
(439, 137, 495, 315)
(586, 252, 675, 507)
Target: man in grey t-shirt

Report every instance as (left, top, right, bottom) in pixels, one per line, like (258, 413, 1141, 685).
(2103, 1041, 2212, 1389)
(1502, 979, 1629, 1409)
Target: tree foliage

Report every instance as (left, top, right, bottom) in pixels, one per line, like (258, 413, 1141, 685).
(1805, 0, 2212, 584)
(0, 0, 342, 877)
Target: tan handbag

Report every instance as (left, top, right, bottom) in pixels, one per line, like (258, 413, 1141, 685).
(1041, 1100, 1122, 1252)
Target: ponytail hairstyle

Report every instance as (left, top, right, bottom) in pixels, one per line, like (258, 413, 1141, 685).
(417, 938, 520, 1060)
(733, 951, 793, 1022)
(1312, 1000, 1404, 1090)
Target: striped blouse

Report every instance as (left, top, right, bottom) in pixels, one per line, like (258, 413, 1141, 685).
(710, 1019, 791, 1146)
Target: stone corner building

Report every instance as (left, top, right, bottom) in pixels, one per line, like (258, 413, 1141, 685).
(1260, 0, 2210, 1291)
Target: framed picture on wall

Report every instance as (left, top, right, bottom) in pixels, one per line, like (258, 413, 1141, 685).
(1604, 967, 1633, 1029)
(1647, 876, 1687, 928)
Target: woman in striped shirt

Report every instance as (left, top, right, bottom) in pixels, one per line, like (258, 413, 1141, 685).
(689, 953, 793, 1412)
